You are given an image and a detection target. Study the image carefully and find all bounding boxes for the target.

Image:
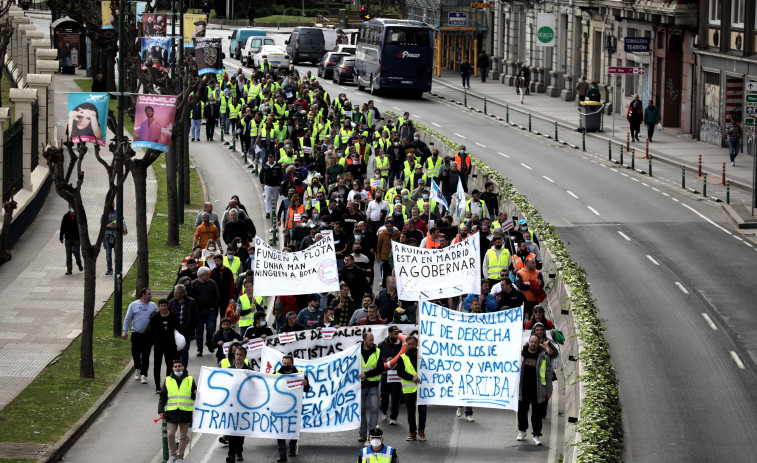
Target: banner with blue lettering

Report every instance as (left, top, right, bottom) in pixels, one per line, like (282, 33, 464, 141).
(260, 345, 362, 433)
(193, 367, 304, 438)
(417, 301, 522, 410)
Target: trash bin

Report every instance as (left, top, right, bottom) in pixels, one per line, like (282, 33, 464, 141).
(579, 100, 604, 133)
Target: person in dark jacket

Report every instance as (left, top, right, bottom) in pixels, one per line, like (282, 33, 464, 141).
(191, 267, 220, 357)
(59, 206, 83, 274)
(92, 73, 107, 92)
(275, 354, 311, 462)
(460, 60, 472, 89)
(210, 317, 243, 362)
(378, 326, 403, 425)
(225, 347, 253, 462)
(246, 4, 255, 26)
(150, 299, 179, 392)
(205, 95, 219, 141)
(627, 94, 644, 142)
(261, 154, 284, 218)
(167, 283, 199, 366)
(477, 51, 490, 83)
(242, 312, 274, 341)
(210, 254, 235, 308)
(396, 335, 426, 441)
(338, 254, 367, 302)
(158, 359, 197, 462)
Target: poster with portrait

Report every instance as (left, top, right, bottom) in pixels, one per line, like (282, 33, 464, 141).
(132, 94, 177, 152)
(57, 33, 81, 67)
(140, 37, 171, 73)
(101, 1, 114, 29)
(183, 13, 208, 47)
(141, 13, 167, 37)
(194, 37, 222, 75)
(66, 93, 110, 146)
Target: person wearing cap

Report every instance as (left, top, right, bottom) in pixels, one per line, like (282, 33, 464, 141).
(358, 428, 398, 462)
(298, 294, 323, 329)
(406, 164, 428, 191)
(378, 326, 404, 425)
(210, 317, 243, 363)
(275, 354, 310, 461)
(358, 334, 384, 443)
(242, 312, 273, 341)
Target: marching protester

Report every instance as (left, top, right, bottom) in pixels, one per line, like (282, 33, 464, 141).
(358, 331, 384, 443)
(158, 359, 197, 463)
(123, 288, 157, 384)
(517, 334, 554, 446)
(397, 335, 426, 441)
(275, 354, 311, 462)
(150, 299, 179, 393)
(378, 326, 404, 425)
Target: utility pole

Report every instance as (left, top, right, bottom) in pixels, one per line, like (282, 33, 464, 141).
(178, 0, 185, 224)
(113, 0, 126, 337)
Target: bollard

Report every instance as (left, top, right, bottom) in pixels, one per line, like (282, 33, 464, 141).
(555, 121, 558, 141)
(529, 114, 532, 132)
(269, 198, 278, 246)
(620, 144, 624, 166)
(608, 140, 612, 161)
(698, 155, 702, 177)
(649, 155, 653, 176)
(727, 181, 730, 204)
(631, 148, 635, 170)
(464, 91, 467, 107)
(722, 162, 726, 185)
(243, 147, 248, 165)
(703, 173, 707, 196)
(645, 138, 649, 159)
(682, 166, 686, 189)
(230, 133, 236, 151)
(162, 418, 169, 462)
(627, 132, 630, 152)
(484, 98, 487, 115)
(506, 104, 509, 123)
(582, 131, 585, 151)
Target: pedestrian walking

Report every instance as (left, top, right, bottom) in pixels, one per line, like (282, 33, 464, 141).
(150, 298, 179, 393)
(190, 98, 204, 141)
(477, 50, 490, 83)
(101, 202, 126, 276)
(378, 326, 404, 425)
(359, 428, 399, 463)
(358, 331, 384, 442)
(275, 354, 311, 462)
(247, 4, 255, 26)
(643, 100, 661, 142)
(627, 94, 643, 142)
(575, 76, 588, 103)
(397, 336, 427, 441)
(191, 267, 220, 357)
(516, 334, 553, 446)
(59, 206, 83, 275)
(204, 95, 219, 141)
(726, 116, 742, 166)
(516, 71, 528, 104)
(158, 359, 197, 463)
(586, 81, 601, 102)
(225, 347, 252, 463)
(460, 60, 472, 89)
(123, 288, 158, 384)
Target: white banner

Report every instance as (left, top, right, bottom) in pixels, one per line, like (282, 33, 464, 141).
(536, 13, 556, 47)
(261, 345, 362, 433)
(392, 234, 481, 301)
(192, 367, 304, 438)
(253, 235, 340, 296)
(417, 301, 523, 410)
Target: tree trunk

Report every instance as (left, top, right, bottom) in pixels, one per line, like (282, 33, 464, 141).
(166, 136, 180, 246)
(79, 252, 97, 378)
(105, 49, 117, 92)
(183, 118, 191, 204)
(132, 166, 150, 290)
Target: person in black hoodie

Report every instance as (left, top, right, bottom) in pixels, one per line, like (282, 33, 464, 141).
(158, 359, 197, 463)
(59, 206, 83, 274)
(210, 317, 243, 363)
(274, 354, 311, 462)
(150, 299, 179, 393)
(358, 332, 384, 442)
(378, 326, 403, 425)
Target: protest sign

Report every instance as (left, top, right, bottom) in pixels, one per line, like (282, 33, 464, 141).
(132, 94, 177, 152)
(193, 367, 303, 438)
(252, 235, 340, 297)
(101, 1, 114, 29)
(184, 14, 207, 47)
(261, 345, 361, 432)
(66, 93, 109, 147)
(195, 37, 222, 75)
(392, 234, 480, 301)
(140, 37, 171, 73)
(141, 13, 167, 36)
(417, 301, 522, 410)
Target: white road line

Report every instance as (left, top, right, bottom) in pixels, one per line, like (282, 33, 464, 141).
(587, 206, 601, 216)
(412, 114, 422, 119)
(701, 313, 717, 330)
(566, 190, 579, 199)
(621, 173, 629, 177)
(617, 231, 631, 241)
(733, 236, 744, 241)
(675, 282, 689, 294)
(498, 152, 510, 158)
(662, 192, 670, 197)
(632, 178, 640, 182)
(339, 86, 348, 90)
(432, 122, 442, 128)
(475, 142, 487, 148)
(591, 159, 598, 163)
(373, 99, 382, 103)
(520, 163, 533, 170)
(542, 176, 555, 183)
(642, 183, 649, 186)
(652, 187, 660, 192)
(646, 255, 660, 265)
(454, 132, 467, 139)
(745, 242, 754, 248)
(392, 106, 402, 111)
(681, 203, 733, 235)
(731, 351, 745, 369)
(672, 198, 679, 202)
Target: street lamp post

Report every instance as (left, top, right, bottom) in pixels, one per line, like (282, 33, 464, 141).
(178, 0, 185, 224)
(113, 0, 126, 337)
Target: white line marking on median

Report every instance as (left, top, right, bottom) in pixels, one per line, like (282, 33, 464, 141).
(392, 106, 402, 111)
(543, 176, 555, 183)
(662, 192, 670, 197)
(681, 203, 733, 235)
(642, 183, 649, 186)
(646, 255, 660, 265)
(632, 178, 640, 182)
(587, 206, 600, 216)
(475, 142, 487, 148)
(702, 313, 718, 330)
(621, 173, 629, 177)
(454, 132, 467, 139)
(675, 282, 689, 294)
(567, 191, 579, 199)
(731, 351, 745, 369)
(520, 163, 532, 170)
(432, 122, 442, 128)
(652, 187, 660, 192)
(617, 231, 631, 241)
(498, 152, 510, 158)
(672, 198, 679, 202)
(733, 236, 744, 241)
(412, 114, 421, 119)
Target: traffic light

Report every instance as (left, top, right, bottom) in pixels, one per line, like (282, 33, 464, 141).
(360, 6, 371, 20)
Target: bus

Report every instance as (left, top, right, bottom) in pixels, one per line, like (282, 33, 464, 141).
(355, 19, 434, 98)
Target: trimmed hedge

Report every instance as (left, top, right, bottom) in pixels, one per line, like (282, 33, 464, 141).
(391, 113, 623, 462)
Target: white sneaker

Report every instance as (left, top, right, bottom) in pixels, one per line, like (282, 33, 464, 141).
(517, 431, 527, 441)
(456, 407, 463, 417)
(381, 414, 388, 421)
(141, 375, 148, 384)
(533, 436, 542, 446)
(135, 370, 141, 380)
(167, 456, 177, 463)
(466, 415, 475, 422)
(389, 419, 397, 425)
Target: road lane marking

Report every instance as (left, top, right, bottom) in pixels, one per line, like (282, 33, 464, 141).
(475, 142, 487, 148)
(587, 206, 600, 216)
(702, 313, 717, 330)
(567, 190, 579, 199)
(374, 99, 382, 103)
(652, 187, 660, 192)
(542, 176, 555, 183)
(454, 132, 467, 139)
(498, 152, 510, 158)
(731, 351, 745, 369)
(621, 173, 629, 177)
(520, 163, 532, 170)
(642, 183, 649, 186)
(681, 203, 733, 235)
(671, 198, 679, 202)
(675, 282, 689, 294)
(617, 231, 631, 241)
(661, 192, 670, 196)
(392, 106, 402, 111)
(632, 178, 640, 182)
(432, 122, 442, 127)
(412, 114, 421, 119)
(646, 255, 659, 265)
(733, 236, 744, 241)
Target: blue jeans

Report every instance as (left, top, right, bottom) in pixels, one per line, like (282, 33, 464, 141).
(220, 113, 228, 133)
(103, 235, 115, 272)
(360, 387, 380, 435)
(190, 119, 202, 139)
(195, 309, 217, 354)
(461, 74, 470, 88)
(728, 139, 740, 163)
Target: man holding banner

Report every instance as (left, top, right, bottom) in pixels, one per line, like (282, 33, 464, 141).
(397, 335, 426, 442)
(517, 334, 553, 446)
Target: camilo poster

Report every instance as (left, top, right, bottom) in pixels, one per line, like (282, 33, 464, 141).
(132, 94, 177, 152)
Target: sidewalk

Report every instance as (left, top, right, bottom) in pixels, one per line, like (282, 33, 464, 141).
(432, 68, 754, 191)
(0, 70, 156, 411)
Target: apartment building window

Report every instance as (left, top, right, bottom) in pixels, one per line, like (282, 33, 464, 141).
(709, 0, 721, 25)
(731, 0, 744, 27)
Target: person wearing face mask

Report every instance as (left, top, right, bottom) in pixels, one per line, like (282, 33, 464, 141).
(158, 359, 197, 463)
(351, 243, 373, 286)
(483, 235, 511, 289)
(242, 312, 273, 341)
(358, 428, 398, 462)
(378, 326, 404, 425)
(409, 174, 427, 201)
(517, 334, 553, 446)
(454, 145, 471, 191)
(395, 335, 426, 442)
(384, 178, 405, 204)
(372, 149, 390, 181)
(211, 254, 235, 310)
(376, 277, 399, 318)
(452, 224, 470, 244)
(377, 220, 401, 287)
(312, 307, 337, 329)
(260, 154, 284, 219)
(386, 137, 405, 187)
(275, 354, 311, 462)
(358, 333, 385, 443)
(298, 294, 323, 329)
(365, 190, 389, 232)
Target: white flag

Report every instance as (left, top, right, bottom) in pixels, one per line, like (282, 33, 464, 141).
(456, 177, 466, 218)
(429, 177, 449, 212)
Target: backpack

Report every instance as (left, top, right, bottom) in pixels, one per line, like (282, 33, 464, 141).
(224, 301, 240, 325)
(551, 327, 565, 345)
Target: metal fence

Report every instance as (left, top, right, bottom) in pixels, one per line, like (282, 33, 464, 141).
(31, 100, 39, 172)
(3, 118, 24, 202)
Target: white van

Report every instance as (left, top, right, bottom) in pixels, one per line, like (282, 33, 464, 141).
(242, 36, 277, 67)
(319, 28, 338, 52)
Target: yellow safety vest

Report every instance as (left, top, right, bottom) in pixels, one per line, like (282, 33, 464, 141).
(220, 95, 228, 114)
(339, 127, 354, 144)
(222, 255, 241, 280)
(361, 348, 382, 382)
(400, 354, 417, 394)
(360, 445, 395, 463)
(426, 156, 443, 177)
(486, 248, 510, 279)
(221, 358, 250, 368)
(375, 156, 389, 177)
(465, 199, 487, 216)
(238, 294, 265, 329)
(228, 103, 241, 120)
(539, 357, 547, 386)
(165, 376, 194, 411)
(416, 198, 436, 213)
(249, 119, 262, 137)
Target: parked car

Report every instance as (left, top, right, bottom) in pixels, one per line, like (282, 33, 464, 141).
(228, 28, 266, 60)
(332, 45, 356, 54)
(253, 45, 291, 69)
(242, 36, 276, 67)
(318, 52, 350, 79)
(285, 27, 326, 64)
(332, 56, 356, 85)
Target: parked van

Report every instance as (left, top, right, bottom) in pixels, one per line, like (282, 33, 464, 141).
(285, 27, 325, 64)
(241, 36, 277, 67)
(228, 28, 266, 60)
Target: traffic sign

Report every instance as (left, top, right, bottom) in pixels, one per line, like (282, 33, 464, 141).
(746, 118, 755, 127)
(470, 2, 493, 8)
(747, 82, 757, 92)
(608, 66, 645, 75)
(747, 94, 757, 103)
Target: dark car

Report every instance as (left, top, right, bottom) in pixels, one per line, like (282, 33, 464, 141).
(285, 27, 326, 64)
(318, 52, 350, 79)
(333, 56, 356, 85)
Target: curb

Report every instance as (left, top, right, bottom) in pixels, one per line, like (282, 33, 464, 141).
(38, 362, 136, 463)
